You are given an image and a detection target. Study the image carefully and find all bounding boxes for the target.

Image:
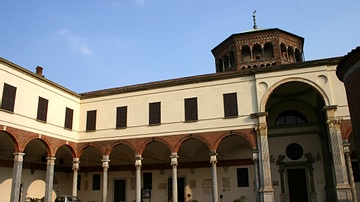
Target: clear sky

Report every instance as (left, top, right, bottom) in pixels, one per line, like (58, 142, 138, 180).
(1, 1, 359, 93)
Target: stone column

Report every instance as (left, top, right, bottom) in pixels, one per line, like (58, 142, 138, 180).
(10, 152, 25, 202)
(343, 140, 357, 202)
(252, 112, 274, 202)
(135, 155, 142, 202)
(72, 158, 80, 197)
(102, 155, 110, 202)
(253, 151, 260, 202)
(170, 152, 179, 202)
(210, 150, 219, 202)
(44, 157, 56, 202)
(324, 106, 352, 201)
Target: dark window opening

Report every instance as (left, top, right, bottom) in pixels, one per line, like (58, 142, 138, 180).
(37, 97, 48, 122)
(77, 174, 81, 190)
(86, 110, 97, 131)
(352, 162, 360, 182)
(185, 97, 198, 121)
(275, 110, 307, 126)
(1, 83, 17, 112)
(223, 93, 238, 117)
(64, 107, 74, 130)
(237, 168, 249, 187)
(92, 174, 100, 190)
(116, 106, 127, 128)
(149, 102, 161, 125)
(143, 173, 152, 189)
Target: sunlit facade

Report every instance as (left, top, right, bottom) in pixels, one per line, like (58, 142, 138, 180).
(0, 27, 358, 202)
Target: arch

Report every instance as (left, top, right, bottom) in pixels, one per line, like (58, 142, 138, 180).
(54, 144, 76, 158)
(253, 44, 262, 60)
(264, 42, 274, 59)
(260, 77, 330, 113)
(24, 138, 52, 156)
(288, 46, 294, 62)
(107, 140, 136, 156)
(295, 49, 303, 62)
(217, 58, 224, 72)
(78, 143, 103, 157)
(137, 138, 172, 156)
(173, 135, 210, 153)
(213, 130, 256, 150)
(229, 50, 235, 68)
(0, 130, 20, 153)
(241, 45, 251, 62)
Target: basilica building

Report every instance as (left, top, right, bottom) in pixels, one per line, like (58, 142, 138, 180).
(0, 21, 358, 202)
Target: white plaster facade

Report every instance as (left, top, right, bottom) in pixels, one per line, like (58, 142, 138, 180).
(0, 29, 358, 202)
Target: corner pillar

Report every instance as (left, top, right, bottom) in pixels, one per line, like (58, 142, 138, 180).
(252, 112, 274, 202)
(324, 106, 352, 201)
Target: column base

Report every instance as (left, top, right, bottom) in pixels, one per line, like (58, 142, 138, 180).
(280, 193, 287, 202)
(260, 186, 274, 202)
(310, 192, 317, 202)
(335, 184, 353, 202)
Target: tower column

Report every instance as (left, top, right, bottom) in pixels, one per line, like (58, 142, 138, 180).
(44, 157, 56, 202)
(10, 152, 25, 202)
(72, 158, 80, 197)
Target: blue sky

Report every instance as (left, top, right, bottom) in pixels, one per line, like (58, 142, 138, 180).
(1, 1, 359, 93)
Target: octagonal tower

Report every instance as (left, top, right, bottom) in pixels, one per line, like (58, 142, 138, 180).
(211, 27, 304, 73)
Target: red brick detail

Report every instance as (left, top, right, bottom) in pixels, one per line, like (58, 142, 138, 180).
(1, 124, 78, 157)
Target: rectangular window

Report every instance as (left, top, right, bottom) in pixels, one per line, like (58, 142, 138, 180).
(223, 93, 238, 117)
(116, 106, 127, 128)
(149, 102, 161, 125)
(1, 83, 17, 112)
(237, 168, 249, 187)
(64, 107, 74, 130)
(184, 97, 198, 121)
(86, 110, 97, 131)
(143, 173, 152, 189)
(37, 97, 48, 122)
(92, 174, 100, 190)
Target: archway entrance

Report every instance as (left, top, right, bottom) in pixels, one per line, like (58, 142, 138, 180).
(265, 81, 334, 202)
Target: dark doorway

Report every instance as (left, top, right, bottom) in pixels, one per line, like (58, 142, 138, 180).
(168, 177, 185, 202)
(114, 179, 126, 202)
(287, 168, 308, 202)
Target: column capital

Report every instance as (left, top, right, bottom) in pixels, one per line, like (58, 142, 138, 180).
(72, 158, 80, 171)
(135, 154, 142, 167)
(209, 151, 218, 164)
(13, 152, 25, 162)
(46, 157, 56, 165)
(252, 150, 259, 161)
(101, 155, 110, 169)
(327, 118, 342, 128)
(170, 152, 178, 166)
